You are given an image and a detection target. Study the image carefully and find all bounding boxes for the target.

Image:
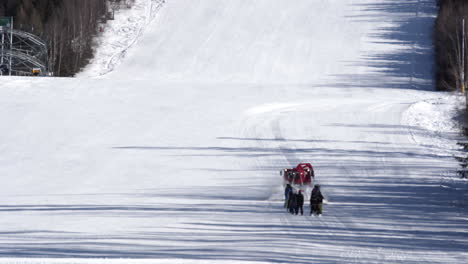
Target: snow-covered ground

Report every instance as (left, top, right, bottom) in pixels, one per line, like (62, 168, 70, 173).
(1, 0, 467, 263)
(78, 0, 166, 77)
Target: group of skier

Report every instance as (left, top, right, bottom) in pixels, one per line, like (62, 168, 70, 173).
(284, 183, 324, 216)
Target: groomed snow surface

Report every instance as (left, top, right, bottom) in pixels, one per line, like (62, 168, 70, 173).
(1, 0, 468, 263)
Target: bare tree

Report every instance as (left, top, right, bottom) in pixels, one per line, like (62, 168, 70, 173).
(435, 0, 468, 92)
(4, 0, 114, 76)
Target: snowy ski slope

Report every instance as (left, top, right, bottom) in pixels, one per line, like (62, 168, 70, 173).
(1, 0, 467, 263)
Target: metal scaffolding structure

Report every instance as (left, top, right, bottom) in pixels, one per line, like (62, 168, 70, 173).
(0, 17, 49, 76)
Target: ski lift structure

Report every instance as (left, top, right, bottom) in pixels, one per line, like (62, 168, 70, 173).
(0, 17, 50, 76)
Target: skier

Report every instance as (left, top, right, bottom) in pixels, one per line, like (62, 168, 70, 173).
(284, 184, 292, 209)
(289, 191, 298, 214)
(310, 184, 324, 216)
(297, 190, 304, 215)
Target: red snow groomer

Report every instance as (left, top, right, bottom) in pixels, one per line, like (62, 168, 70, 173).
(280, 163, 314, 185)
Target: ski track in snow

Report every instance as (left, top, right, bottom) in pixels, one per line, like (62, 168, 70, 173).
(1, 0, 468, 263)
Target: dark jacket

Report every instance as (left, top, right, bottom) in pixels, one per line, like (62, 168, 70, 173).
(290, 193, 298, 208)
(297, 192, 304, 207)
(310, 188, 324, 204)
(285, 185, 292, 199)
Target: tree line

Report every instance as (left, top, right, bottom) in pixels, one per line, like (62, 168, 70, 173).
(434, 0, 468, 92)
(0, 0, 130, 76)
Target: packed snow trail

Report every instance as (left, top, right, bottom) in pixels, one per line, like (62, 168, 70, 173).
(0, 0, 467, 263)
(109, 0, 389, 84)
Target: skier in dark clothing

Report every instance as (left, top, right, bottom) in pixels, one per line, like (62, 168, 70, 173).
(310, 184, 324, 216)
(289, 191, 298, 214)
(297, 190, 304, 215)
(284, 184, 292, 209)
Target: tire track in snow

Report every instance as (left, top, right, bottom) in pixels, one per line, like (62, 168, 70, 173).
(238, 101, 436, 263)
(240, 103, 352, 253)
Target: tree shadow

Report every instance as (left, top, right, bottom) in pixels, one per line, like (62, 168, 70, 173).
(1, 1, 466, 261)
(333, 0, 437, 91)
(1, 134, 467, 260)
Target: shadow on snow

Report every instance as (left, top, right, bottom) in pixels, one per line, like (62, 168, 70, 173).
(330, 0, 436, 91)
